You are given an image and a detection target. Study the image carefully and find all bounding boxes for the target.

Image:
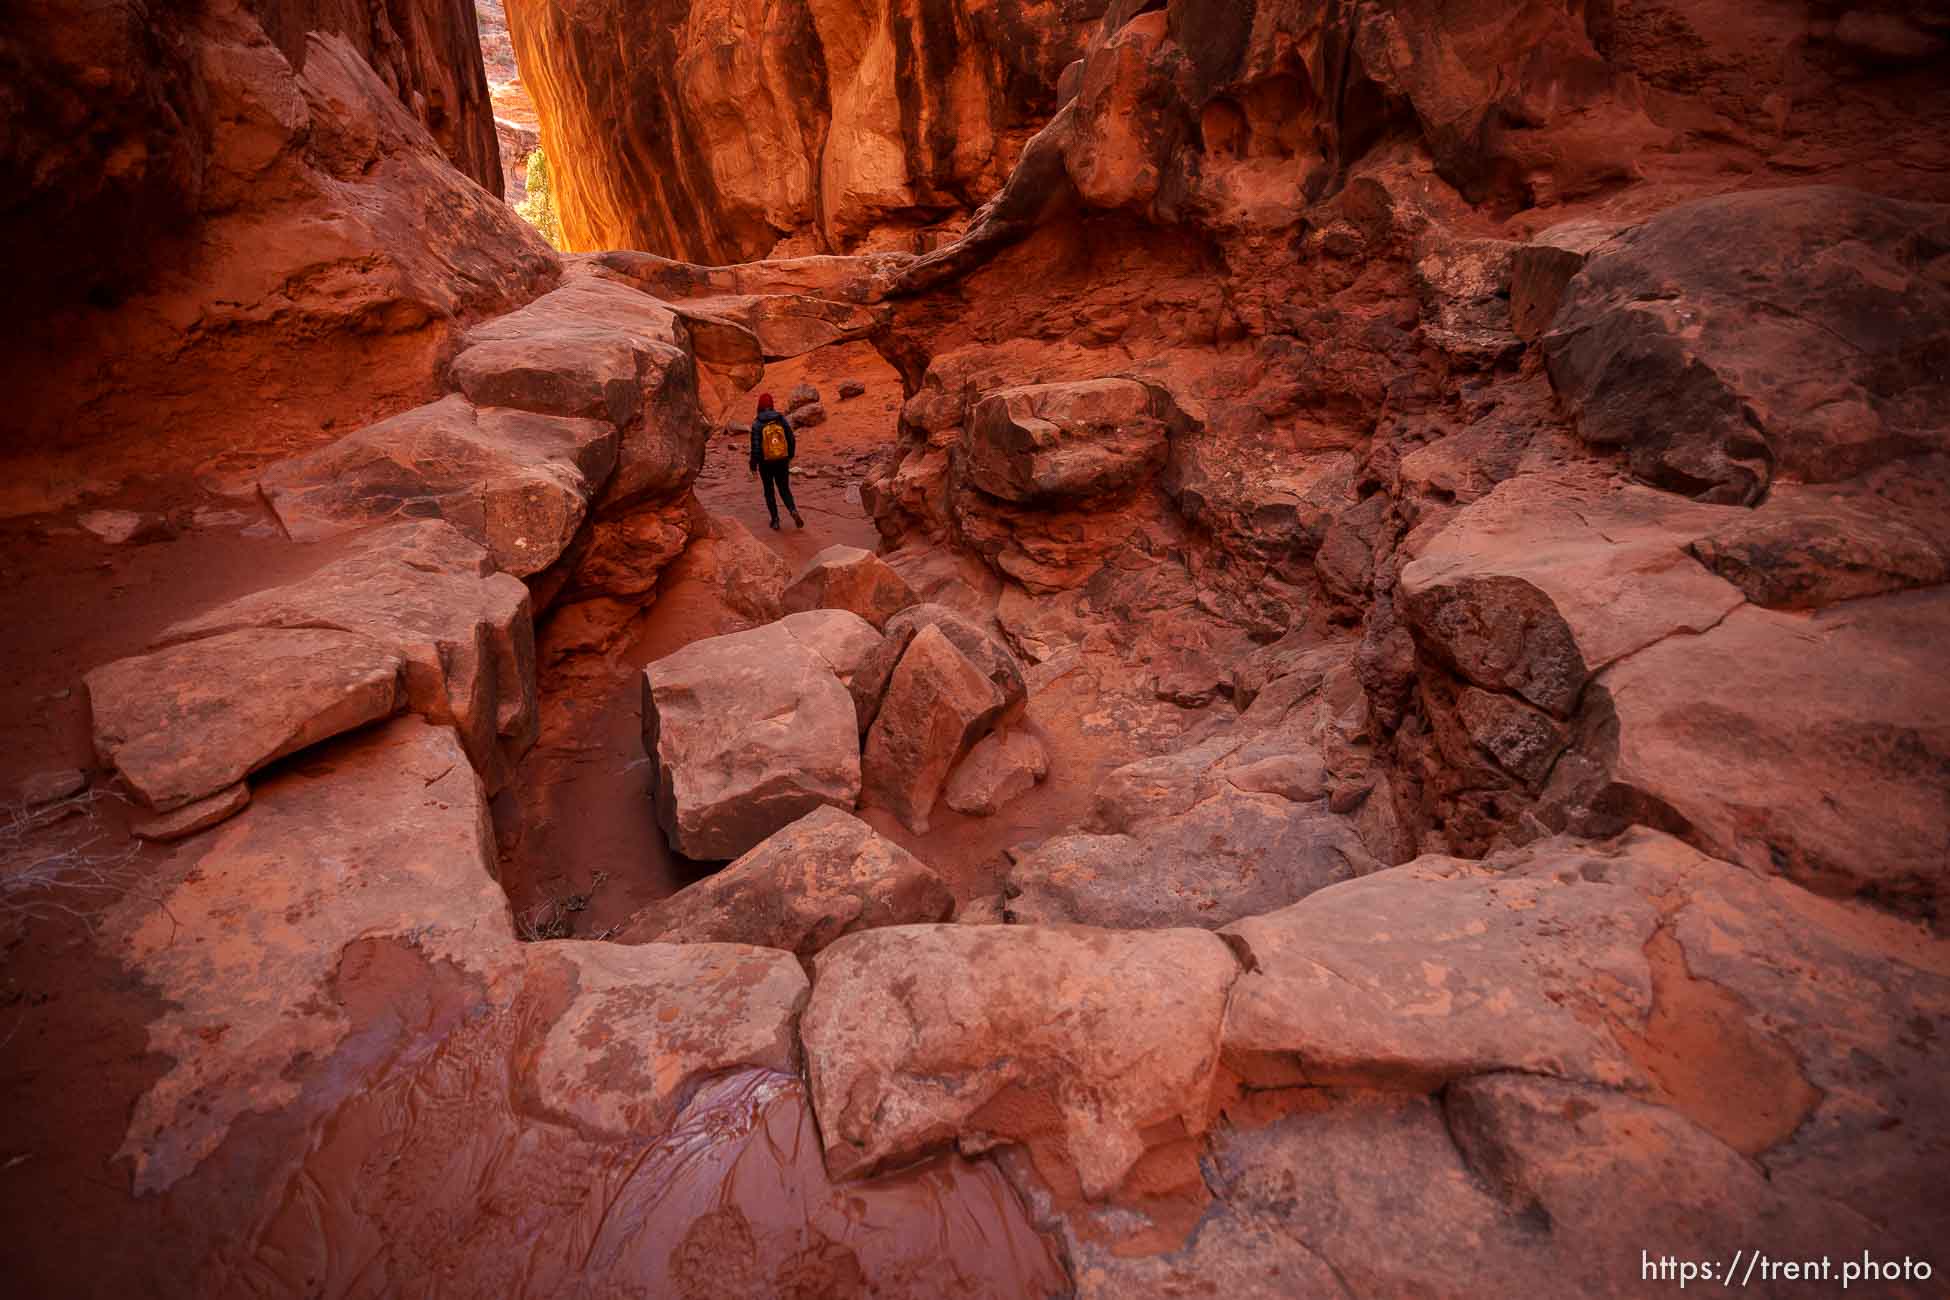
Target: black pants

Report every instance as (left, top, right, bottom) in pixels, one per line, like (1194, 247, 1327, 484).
(759, 460, 797, 521)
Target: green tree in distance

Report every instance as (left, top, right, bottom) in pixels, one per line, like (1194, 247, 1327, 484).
(516, 146, 562, 249)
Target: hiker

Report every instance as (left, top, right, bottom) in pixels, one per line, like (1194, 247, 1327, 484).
(748, 391, 804, 530)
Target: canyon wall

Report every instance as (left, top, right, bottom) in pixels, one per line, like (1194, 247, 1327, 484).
(0, 0, 549, 514)
(245, 0, 504, 193)
(503, 0, 1111, 261)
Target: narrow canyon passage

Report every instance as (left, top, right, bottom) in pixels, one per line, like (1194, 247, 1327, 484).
(4, 0, 1949, 1296)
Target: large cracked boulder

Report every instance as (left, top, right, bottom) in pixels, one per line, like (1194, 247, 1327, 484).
(1219, 855, 1654, 1092)
(617, 806, 954, 956)
(961, 379, 1170, 506)
(87, 629, 404, 811)
(1047, 827, 1950, 1295)
(449, 271, 707, 506)
(801, 922, 1240, 1198)
(1398, 472, 1745, 721)
(521, 940, 807, 1139)
(1008, 788, 1376, 931)
(642, 620, 862, 860)
(779, 544, 918, 630)
(861, 624, 1006, 833)
(777, 609, 885, 728)
(1539, 590, 1950, 917)
(1545, 187, 1950, 503)
(259, 393, 618, 577)
(857, 602, 1028, 734)
(156, 521, 538, 790)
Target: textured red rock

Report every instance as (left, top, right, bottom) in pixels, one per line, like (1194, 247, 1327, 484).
(259, 394, 618, 577)
(642, 620, 863, 860)
(159, 521, 539, 791)
(2, 20, 557, 514)
(501, 0, 1107, 259)
(1545, 187, 1950, 503)
(779, 544, 919, 630)
(943, 727, 1048, 816)
(801, 922, 1240, 1198)
(860, 624, 1005, 833)
(87, 629, 405, 811)
(617, 805, 954, 956)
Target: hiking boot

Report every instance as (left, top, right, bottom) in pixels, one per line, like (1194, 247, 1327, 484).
(768, 517, 781, 530)
(791, 510, 805, 529)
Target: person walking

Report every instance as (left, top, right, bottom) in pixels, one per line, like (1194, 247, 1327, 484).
(748, 391, 804, 530)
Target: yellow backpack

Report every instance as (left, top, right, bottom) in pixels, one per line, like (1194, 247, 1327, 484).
(760, 416, 790, 462)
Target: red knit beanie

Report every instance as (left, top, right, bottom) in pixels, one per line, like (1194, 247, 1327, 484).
(758, 392, 774, 412)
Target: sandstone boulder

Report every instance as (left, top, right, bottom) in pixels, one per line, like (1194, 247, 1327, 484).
(1539, 591, 1950, 915)
(838, 379, 866, 400)
(683, 510, 793, 623)
(777, 609, 885, 728)
(801, 922, 1240, 1198)
(1008, 789, 1375, 931)
(1220, 855, 1653, 1091)
(961, 378, 1169, 507)
(861, 624, 1005, 832)
(1399, 472, 1745, 718)
(617, 806, 953, 956)
(943, 728, 1048, 816)
(791, 400, 828, 428)
(161, 522, 538, 789)
(642, 620, 862, 860)
(449, 275, 685, 425)
(858, 602, 1028, 733)
(1545, 187, 1950, 502)
(785, 382, 820, 412)
(522, 940, 806, 1139)
(779, 544, 918, 629)
(451, 272, 707, 507)
(87, 629, 404, 811)
(259, 393, 617, 577)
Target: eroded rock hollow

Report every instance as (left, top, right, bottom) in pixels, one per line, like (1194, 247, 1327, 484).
(3, 0, 1948, 1295)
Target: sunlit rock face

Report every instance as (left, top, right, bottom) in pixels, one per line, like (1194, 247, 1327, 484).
(473, 0, 540, 201)
(502, 0, 1109, 260)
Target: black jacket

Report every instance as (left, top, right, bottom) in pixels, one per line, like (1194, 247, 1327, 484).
(749, 408, 796, 470)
